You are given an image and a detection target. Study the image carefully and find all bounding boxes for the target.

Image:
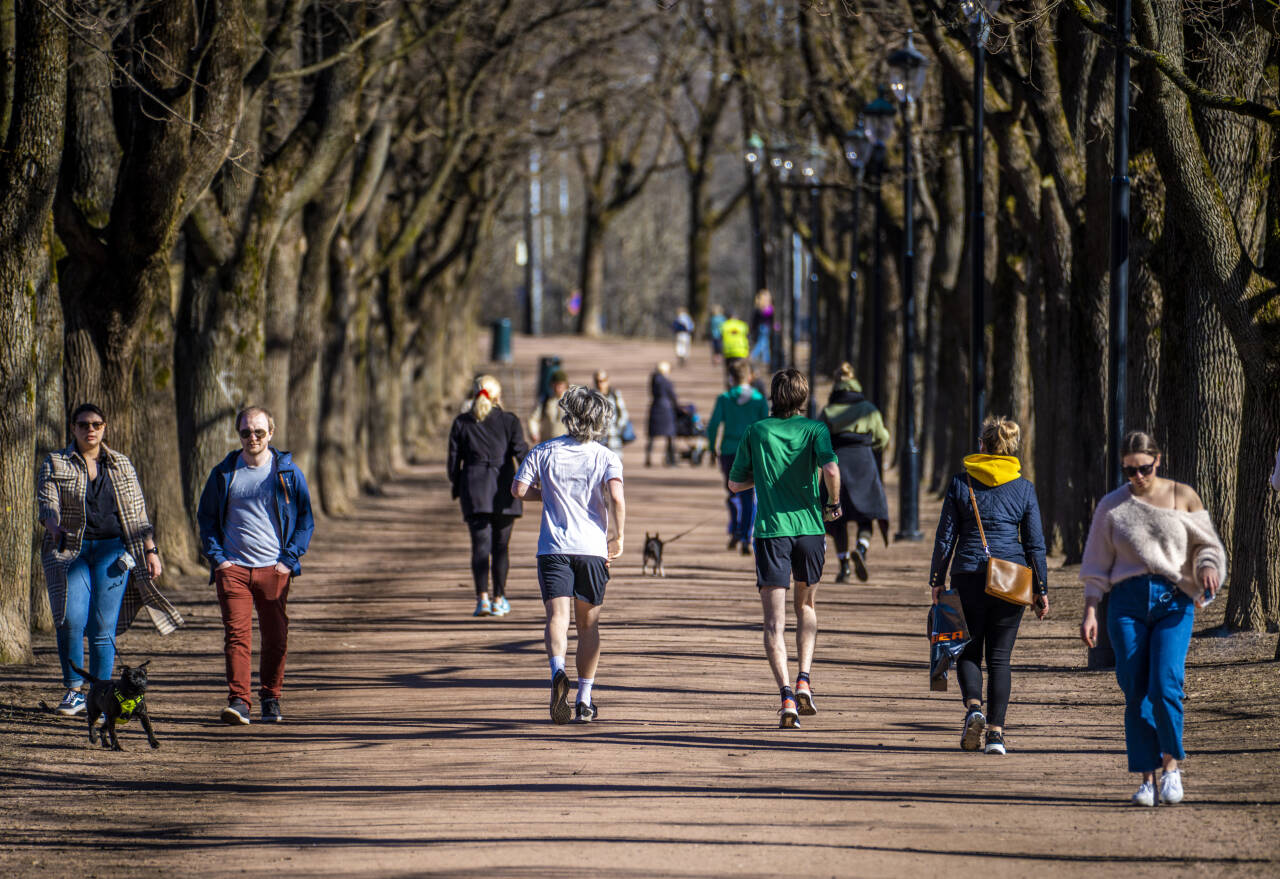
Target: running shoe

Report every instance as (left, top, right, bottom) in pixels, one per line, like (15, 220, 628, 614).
(984, 729, 1006, 755)
(491, 596, 511, 616)
(473, 597, 492, 617)
(1131, 781, 1157, 807)
(727, 537, 738, 551)
(550, 670, 571, 724)
(260, 697, 283, 723)
(740, 541, 752, 556)
(795, 679, 817, 716)
(1159, 769, 1183, 805)
(221, 698, 251, 726)
(835, 558, 852, 583)
(851, 545, 869, 582)
(960, 706, 986, 751)
(55, 689, 86, 717)
(575, 701, 597, 723)
(778, 696, 800, 729)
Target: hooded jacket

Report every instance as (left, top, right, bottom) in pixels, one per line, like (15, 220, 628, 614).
(197, 448, 315, 581)
(929, 454, 1048, 593)
(707, 384, 769, 458)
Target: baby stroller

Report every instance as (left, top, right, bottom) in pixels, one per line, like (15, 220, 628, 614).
(675, 403, 709, 466)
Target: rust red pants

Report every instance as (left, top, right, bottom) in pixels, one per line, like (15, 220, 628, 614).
(215, 564, 290, 703)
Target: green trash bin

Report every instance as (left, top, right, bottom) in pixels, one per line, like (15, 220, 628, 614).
(490, 318, 512, 363)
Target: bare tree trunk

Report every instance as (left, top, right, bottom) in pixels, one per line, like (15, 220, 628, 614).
(577, 211, 607, 337)
(30, 218, 61, 632)
(265, 212, 304, 447)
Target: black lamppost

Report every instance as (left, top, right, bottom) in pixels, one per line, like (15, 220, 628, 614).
(802, 143, 825, 417)
(888, 30, 929, 543)
(863, 89, 896, 415)
(772, 153, 798, 369)
(842, 121, 872, 369)
(745, 133, 768, 299)
(769, 153, 791, 373)
(961, 0, 998, 449)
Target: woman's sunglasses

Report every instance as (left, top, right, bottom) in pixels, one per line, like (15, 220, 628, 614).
(1122, 463, 1155, 478)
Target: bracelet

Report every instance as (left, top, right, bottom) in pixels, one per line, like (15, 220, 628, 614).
(145, 547, 160, 556)
(824, 502, 840, 510)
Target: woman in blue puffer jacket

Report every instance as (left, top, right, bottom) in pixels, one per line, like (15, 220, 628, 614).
(929, 415, 1049, 756)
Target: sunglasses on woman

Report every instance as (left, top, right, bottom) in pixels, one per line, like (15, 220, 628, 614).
(1122, 463, 1155, 478)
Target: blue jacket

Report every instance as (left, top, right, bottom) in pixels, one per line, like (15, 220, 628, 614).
(929, 468, 1047, 594)
(197, 449, 315, 581)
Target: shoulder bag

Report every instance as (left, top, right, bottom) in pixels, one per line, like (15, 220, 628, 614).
(966, 476, 1034, 607)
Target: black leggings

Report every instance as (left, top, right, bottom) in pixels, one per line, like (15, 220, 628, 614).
(466, 513, 516, 597)
(646, 436, 675, 466)
(827, 518, 872, 555)
(953, 569, 1025, 727)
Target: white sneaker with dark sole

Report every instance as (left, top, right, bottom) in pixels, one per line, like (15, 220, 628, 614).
(960, 708, 986, 751)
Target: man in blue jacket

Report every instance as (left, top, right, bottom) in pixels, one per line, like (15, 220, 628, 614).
(197, 406, 314, 726)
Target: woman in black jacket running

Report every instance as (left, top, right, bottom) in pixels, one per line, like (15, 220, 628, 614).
(448, 376, 529, 617)
(929, 416, 1048, 755)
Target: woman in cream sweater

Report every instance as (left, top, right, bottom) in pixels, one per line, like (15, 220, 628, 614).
(1079, 431, 1226, 807)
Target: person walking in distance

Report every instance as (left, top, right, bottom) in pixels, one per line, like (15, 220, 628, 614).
(928, 416, 1048, 755)
(707, 359, 768, 554)
(38, 403, 183, 716)
(719, 311, 751, 380)
(449, 375, 528, 618)
(1079, 431, 1226, 807)
(198, 406, 315, 725)
(594, 370, 633, 457)
(672, 308, 695, 367)
(707, 304, 726, 365)
(646, 361, 679, 468)
(528, 369, 570, 445)
(820, 363, 890, 583)
(727, 369, 841, 728)
(513, 387, 625, 724)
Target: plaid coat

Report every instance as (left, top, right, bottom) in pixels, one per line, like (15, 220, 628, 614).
(37, 444, 184, 636)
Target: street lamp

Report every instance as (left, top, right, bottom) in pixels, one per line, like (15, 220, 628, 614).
(863, 87, 896, 418)
(888, 30, 929, 543)
(961, 0, 999, 455)
(745, 132, 768, 300)
(771, 153, 799, 370)
(842, 120, 872, 370)
(802, 141, 825, 417)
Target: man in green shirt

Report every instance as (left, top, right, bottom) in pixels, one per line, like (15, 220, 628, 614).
(728, 368, 841, 729)
(707, 360, 769, 554)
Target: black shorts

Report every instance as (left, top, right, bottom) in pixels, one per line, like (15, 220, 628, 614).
(753, 534, 826, 588)
(537, 554, 610, 605)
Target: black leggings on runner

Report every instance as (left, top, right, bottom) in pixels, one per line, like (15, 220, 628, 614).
(466, 513, 516, 597)
(953, 568, 1025, 727)
(827, 518, 872, 555)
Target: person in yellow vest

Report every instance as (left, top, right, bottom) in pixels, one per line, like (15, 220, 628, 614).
(720, 312, 750, 385)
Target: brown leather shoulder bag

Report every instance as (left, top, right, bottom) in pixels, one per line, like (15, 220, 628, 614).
(966, 476, 1034, 607)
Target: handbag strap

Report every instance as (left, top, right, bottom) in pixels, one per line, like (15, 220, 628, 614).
(965, 476, 992, 558)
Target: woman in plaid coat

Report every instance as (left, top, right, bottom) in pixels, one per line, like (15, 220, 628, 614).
(37, 403, 183, 716)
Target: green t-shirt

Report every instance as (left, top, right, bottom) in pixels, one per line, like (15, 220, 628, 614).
(729, 416, 837, 537)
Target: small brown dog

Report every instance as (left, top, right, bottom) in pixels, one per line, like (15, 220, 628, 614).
(642, 533, 665, 577)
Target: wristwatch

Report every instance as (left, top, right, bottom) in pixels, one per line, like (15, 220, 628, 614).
(145, 547, 160, 556)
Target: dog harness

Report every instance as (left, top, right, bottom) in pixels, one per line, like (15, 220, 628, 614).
(114, 691, 143, 724)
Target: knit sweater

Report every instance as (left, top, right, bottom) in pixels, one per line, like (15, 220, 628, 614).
(1079, 485, 1228, 602)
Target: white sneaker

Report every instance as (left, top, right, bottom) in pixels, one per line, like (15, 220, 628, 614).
(1131, 781, 1157, 807)
(1160, 769, 1184, 805)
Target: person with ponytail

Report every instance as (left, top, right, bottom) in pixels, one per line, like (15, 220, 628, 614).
(448, 376, 529, 617)
(1079, 431, 1226, 807)
(818, 363, 890, 582)
(928, 415, 1048, 756)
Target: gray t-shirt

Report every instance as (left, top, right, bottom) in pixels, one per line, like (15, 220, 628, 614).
(223, 458, 282, 568)
(514, 436, 623, 558)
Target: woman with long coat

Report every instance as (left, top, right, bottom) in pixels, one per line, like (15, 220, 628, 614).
(646, 361, 679, 467)
(819, 364, 890, 582)
(38, 403, 184, 715)
(449, 375, 529, 617)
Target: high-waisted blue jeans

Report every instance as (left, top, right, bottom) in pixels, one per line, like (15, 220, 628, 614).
(720, 455, 755, 543)
(57, 537, 130, 688)
(1107, 573, 1195, 772)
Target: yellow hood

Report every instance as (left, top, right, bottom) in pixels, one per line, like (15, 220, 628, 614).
(963, 454, 1021, 487)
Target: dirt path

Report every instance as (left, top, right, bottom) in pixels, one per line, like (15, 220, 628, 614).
(2, 334, 1278, 878)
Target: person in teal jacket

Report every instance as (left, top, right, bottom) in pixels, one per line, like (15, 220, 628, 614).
(708, 360, 770, 553)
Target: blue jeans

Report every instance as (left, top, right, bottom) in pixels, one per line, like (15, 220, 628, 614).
(1107, 573, 1195, 772)
(57, 537, 130, 688)
(720, 456, 755, 543)
(750, 334, 770, 366)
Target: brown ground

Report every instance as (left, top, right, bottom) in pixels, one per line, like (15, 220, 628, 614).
(2, 334, 1278, 878)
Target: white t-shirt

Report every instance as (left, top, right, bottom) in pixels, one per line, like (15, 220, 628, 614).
(514, 435, 623, 557)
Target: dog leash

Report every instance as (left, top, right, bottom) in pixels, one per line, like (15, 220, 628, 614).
(658, 518, 714, 544)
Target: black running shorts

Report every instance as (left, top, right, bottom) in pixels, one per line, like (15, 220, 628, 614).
(753, 534, 826, 588)
(537, 554, 610, 605)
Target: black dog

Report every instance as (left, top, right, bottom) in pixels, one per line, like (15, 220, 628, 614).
(642, 533, 665, 577)
(71, 661, 159, 751)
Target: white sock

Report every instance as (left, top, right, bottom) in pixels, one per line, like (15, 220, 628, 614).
(837, 552, 849, 560)
(856, 538, 869, 553)
(550, 656, 565, 679)
(577, 678, 594, 706)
